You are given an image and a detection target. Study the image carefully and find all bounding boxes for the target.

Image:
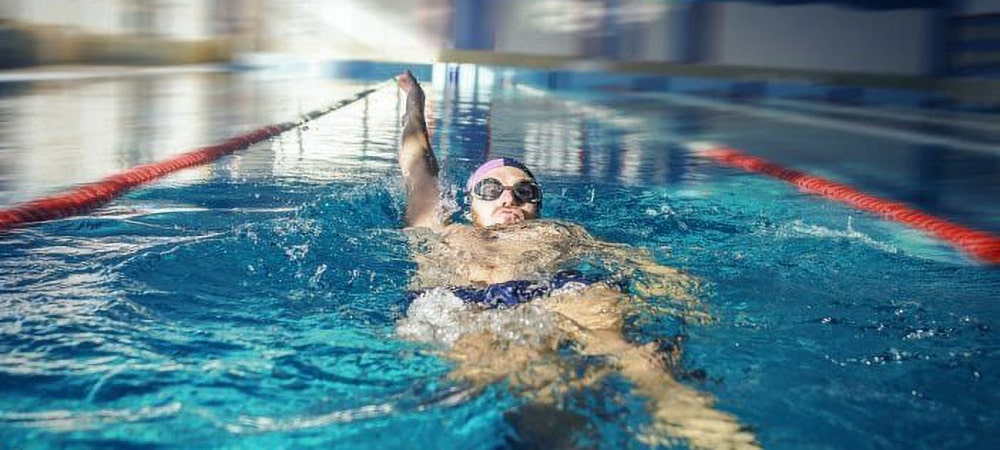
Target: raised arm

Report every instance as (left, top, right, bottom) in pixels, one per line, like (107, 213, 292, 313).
(397, 70, 442, 229)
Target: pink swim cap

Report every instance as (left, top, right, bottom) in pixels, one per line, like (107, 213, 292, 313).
(466, 157, 535, 192)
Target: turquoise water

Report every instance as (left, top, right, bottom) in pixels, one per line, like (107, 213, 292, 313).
(1, 65, 998, 449)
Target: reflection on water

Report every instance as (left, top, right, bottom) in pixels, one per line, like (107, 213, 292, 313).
(437, 64, 998, 234)
(429, 65, 705, 189)
(0, 71, 370, 207)
(1, 63, 997, 235)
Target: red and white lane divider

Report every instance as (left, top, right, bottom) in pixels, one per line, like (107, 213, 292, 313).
(0, 79, 393, 231)
(687, 141, 1000, 265)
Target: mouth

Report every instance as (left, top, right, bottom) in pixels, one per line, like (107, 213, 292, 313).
(493, 208, 524, 223)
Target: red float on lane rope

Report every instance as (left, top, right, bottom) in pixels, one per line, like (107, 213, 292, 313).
(0, 82, 389, 231)
(689, 142, 1000, 265)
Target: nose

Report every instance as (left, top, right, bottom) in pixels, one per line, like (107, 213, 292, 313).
(498, 187, 520, 206)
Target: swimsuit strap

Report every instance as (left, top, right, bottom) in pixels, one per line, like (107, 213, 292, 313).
(452, 279, 543, 308)
(408, 271, 627, 309)
(449, 270, 627, 309)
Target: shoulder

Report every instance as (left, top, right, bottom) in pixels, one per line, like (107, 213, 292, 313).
(477, 219, 596, 245)
(404, 222, 471, 239)
(441, 223, 474, 235)
(408, 220, 591, 242)
(529, 219, 593, 240)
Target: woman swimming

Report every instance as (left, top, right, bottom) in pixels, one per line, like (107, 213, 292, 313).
(394, 70, 758, 449)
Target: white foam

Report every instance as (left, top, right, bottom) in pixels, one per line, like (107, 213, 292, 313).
(395, 288, 471, 346)
(778, 218, 898, 254)
(396, 289, 558, 349)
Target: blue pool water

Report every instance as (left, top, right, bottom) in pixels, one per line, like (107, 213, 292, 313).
(1, 64, 998, 449)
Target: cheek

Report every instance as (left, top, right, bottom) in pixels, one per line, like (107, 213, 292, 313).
(470, 201, 492, 221)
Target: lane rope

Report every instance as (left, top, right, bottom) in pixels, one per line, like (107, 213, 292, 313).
(0, 79, 394, 231)
(687, 141, 1000, 265)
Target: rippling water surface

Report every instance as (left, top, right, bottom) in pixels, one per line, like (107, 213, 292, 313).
(1, 66, 998, 449)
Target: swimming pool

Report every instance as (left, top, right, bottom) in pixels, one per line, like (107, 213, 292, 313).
(1, 63, 997, 449)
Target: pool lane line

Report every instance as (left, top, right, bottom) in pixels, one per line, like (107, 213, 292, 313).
(764, 98, 1000, 136)
(686, 141, 1000, 265)
(0, 79, 395, 231)
(638, 92, 1000, 156)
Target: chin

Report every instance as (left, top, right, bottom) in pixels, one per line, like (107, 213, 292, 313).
(495, 212, 525, 225)
(482, 218, 515, 228)
(471, 208, 534, 228)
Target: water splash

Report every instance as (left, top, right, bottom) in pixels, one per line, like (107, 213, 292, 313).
(396, 289, 557, 349)
(777, 218, 898, 254)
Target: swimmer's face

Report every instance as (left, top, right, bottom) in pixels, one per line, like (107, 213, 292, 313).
(470, 166, 540, 228)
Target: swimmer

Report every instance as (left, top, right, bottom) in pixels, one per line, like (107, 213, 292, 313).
(394, 70, 758, 449)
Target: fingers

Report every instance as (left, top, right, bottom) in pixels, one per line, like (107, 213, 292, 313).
(396, 70, 416, 90)
(397, 70, 419, 86)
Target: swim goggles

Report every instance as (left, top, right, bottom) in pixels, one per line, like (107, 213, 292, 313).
(471, 178, 542, 203)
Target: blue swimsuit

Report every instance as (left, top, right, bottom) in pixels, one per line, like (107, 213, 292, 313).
(438, 270, 626, 309)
